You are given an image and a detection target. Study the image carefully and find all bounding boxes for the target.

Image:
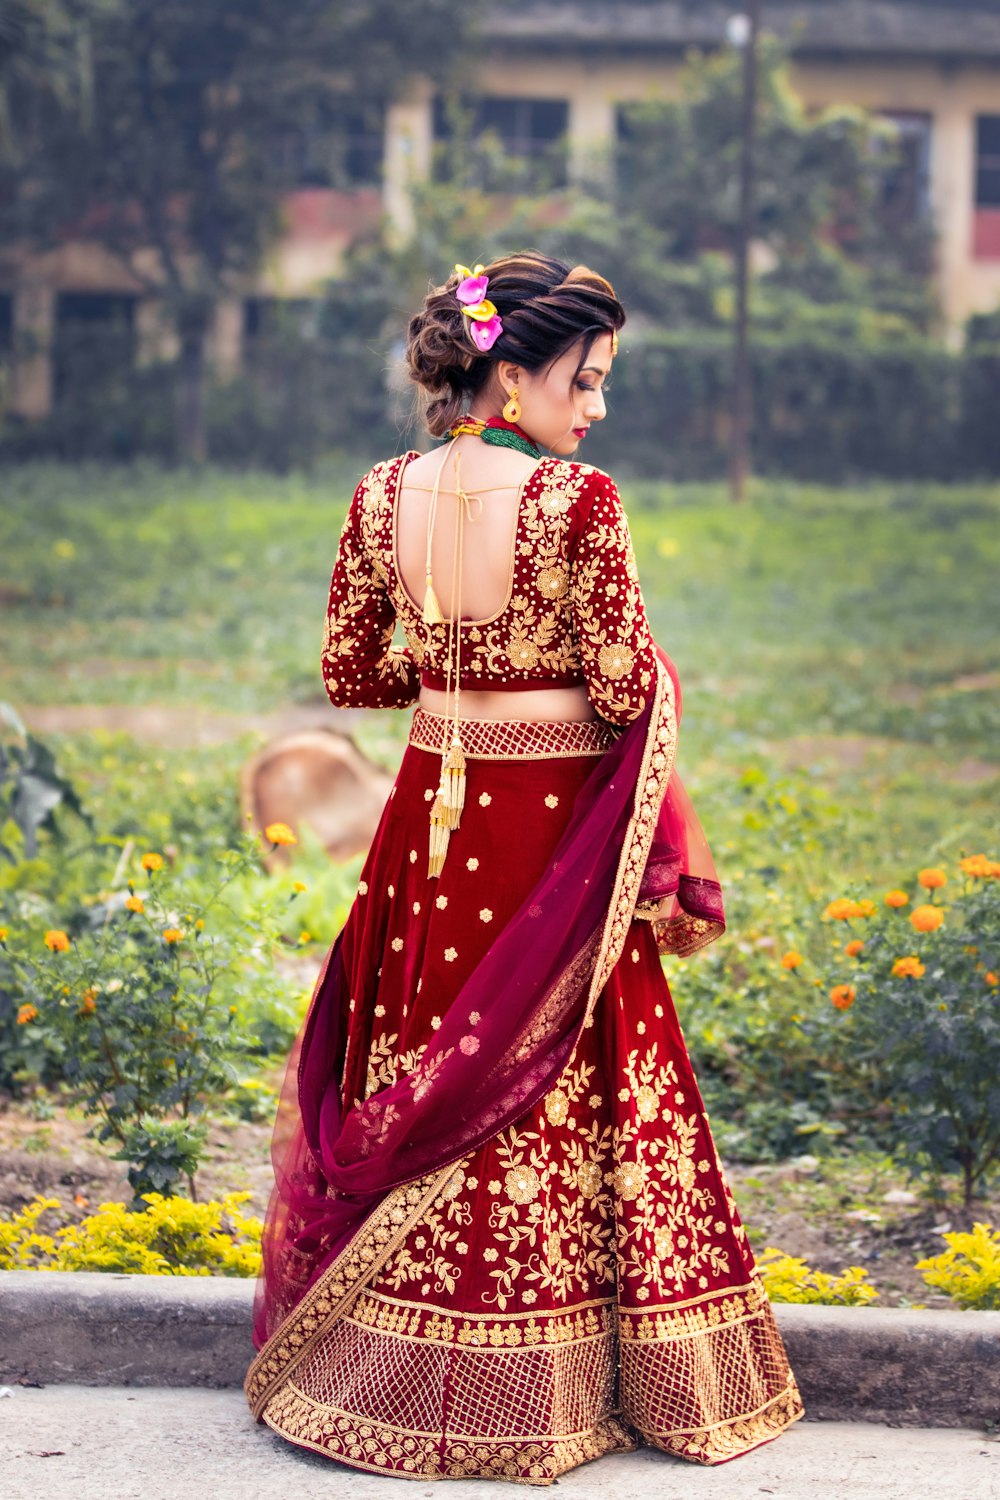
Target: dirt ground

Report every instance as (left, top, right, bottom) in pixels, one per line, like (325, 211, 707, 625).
(1, 1083, 993, 1309)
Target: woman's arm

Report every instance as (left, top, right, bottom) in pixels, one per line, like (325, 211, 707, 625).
(568, 470, 659, 725)
(321, 474, 420, 710)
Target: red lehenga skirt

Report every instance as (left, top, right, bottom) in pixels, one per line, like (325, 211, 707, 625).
(245, 673, 805, 1484)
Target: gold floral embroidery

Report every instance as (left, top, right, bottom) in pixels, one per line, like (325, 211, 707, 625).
(504, 1164, 541, 1204)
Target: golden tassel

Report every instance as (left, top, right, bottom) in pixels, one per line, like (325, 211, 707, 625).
(441, 735, 466, 830)
(422, 573, 445, 626)
(428, 789, 451, 878)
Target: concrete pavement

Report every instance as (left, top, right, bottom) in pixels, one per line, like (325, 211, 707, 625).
(0, 1384, 997, 1500)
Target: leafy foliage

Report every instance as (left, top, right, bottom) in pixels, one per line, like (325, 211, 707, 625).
(914, 1222, 1000, 1310)
(0, 1189, 262, 1275)
(755, 1246, 882, 1305)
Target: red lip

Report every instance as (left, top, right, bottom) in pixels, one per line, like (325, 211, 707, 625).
(573, 427, 588, 437)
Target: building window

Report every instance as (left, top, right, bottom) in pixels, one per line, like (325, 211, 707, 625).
(973, 115, 1000, 261)
(877, 112, 932, 226)
(53, 292, 136, 406)
(275, 100, 384, 189)
(975, 115, 1000, 207)
(432, 94, 569, 189)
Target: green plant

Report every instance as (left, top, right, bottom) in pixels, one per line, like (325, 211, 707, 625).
(3, 826, 295, 1202)
(755, 1246, 881, 1305)
(0, 1190, 262, 1276)
(914, 1221, 1000, 1310)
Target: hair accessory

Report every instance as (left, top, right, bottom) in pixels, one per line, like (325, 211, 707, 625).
(611, 328, 619, 356)
(454, 262, 503, 352)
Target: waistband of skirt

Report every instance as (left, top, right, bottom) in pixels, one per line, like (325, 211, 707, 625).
(408, 707, 620, 761)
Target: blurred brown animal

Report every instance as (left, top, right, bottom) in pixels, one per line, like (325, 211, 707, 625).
(240, 728, 394, 870)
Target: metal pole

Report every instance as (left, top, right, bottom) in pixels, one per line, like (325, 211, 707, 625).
(730, 0, 761, 504)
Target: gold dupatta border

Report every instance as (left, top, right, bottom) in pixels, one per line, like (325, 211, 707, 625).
(245, 659, 678, 1420)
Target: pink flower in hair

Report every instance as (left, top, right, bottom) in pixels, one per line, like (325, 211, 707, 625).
(456, 273, 490, 305)
(470, 314, 503, 351)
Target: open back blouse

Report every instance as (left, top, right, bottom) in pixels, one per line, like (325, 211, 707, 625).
(321, 451, 658, 726)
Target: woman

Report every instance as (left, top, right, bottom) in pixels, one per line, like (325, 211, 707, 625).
(244, 251, 805, 1483)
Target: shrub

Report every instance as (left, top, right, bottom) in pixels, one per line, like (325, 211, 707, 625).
(755, 1246, 881, 1305)
(805, 855, 1000, 1205)
(0, 1191, 261, 1276)
(913, 1222, 1000, 1311)
(2, 824, 297, 1202)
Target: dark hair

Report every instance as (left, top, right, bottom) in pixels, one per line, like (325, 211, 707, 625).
(404, 250, 625, 438)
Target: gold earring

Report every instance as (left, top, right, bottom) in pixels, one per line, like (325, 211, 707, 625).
(502, 387, 521, 423)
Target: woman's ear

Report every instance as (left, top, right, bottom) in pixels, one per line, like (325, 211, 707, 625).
(495, 359, 523, 390)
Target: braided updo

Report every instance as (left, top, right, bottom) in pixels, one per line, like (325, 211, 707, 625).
(405, 250, 625, 438)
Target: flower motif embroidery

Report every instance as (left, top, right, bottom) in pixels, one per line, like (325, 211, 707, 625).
(544, 794, 559, 809)
(391, 937, 404, 952)
(544, 1088, 570, 1127)
(435, 895, 448, 909)
(675, 1154, 696, 1191)
(613, 1160, 645, 1201)
(467, 857, 480, 871)
(409, 849, 417, 863)
(504, 1165, 541, 1204)
(478, 792, 492, 807)
(444, 947, 457, 962)
(577, 1161, 603, 1198)
(635, 1084, 659, 1123)
(598, 642, 636, 680)
(479, 908, 493, 923)
(358, 880, 368, 895)
(535, 565, 568, 599)
(459, 1034, 480, 1055)
(506, 637, 541, 671)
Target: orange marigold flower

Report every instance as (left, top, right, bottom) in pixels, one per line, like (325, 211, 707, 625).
(824, 898, 858, 921)
(141, 852, 164, 872)
(162, 927, 184, 944)
(0, 926, 8, 942)
(125, 895, 145, 914)
(918, 867, 947, 890)
(44, 929, 70, 952)
(892, 955, 926, 979)
(830, 984, 856, 1010)
(958, 853, 998, 879)
(910, 904, 944, 933)
(292, 880, 307, 893)
(985, 972, 999, 987)
(854, 898, 876, 917)
(780, 950, 803, 970)
(79, 993, 97, 1014)
(17, 1003, 38, 1024)
(844, 939, 865, 957)
(884, 890, 909, 908)
(265, 821, 298, 846)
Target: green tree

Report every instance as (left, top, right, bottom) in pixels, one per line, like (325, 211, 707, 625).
(0, 0, 482, 461)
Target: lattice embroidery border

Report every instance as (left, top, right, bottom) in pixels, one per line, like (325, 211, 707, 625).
(408, 707, 619, 760)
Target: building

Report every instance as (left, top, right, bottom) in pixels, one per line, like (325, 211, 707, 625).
(4, 1, 1000, 419)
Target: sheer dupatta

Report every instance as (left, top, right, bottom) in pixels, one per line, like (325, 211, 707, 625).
(247, 646, 725, 1406)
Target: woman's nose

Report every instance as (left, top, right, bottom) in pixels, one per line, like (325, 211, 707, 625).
(586, 387, 607, 421)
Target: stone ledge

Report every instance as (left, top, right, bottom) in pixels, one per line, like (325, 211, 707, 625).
(1, 1270, 998, 1428)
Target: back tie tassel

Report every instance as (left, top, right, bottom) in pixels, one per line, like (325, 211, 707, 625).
(428, 791, 451, 878)
(422, 573, 445, 626)
(441, 736, 466, 830)
(427, 736, 466, 877)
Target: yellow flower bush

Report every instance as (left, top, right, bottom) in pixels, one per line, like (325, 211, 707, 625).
(0, 1192, 262, 1277)
(756, 1247, 880, 1305)
(914, 1222, 1000, 1310)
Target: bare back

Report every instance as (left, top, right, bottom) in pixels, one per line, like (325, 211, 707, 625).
(396, 437, 597, 722)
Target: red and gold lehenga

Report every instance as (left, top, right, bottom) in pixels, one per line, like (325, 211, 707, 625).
(244, 451, 805, 1483)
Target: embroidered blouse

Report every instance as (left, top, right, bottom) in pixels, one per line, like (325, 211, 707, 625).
(321, 450, 658, 725)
